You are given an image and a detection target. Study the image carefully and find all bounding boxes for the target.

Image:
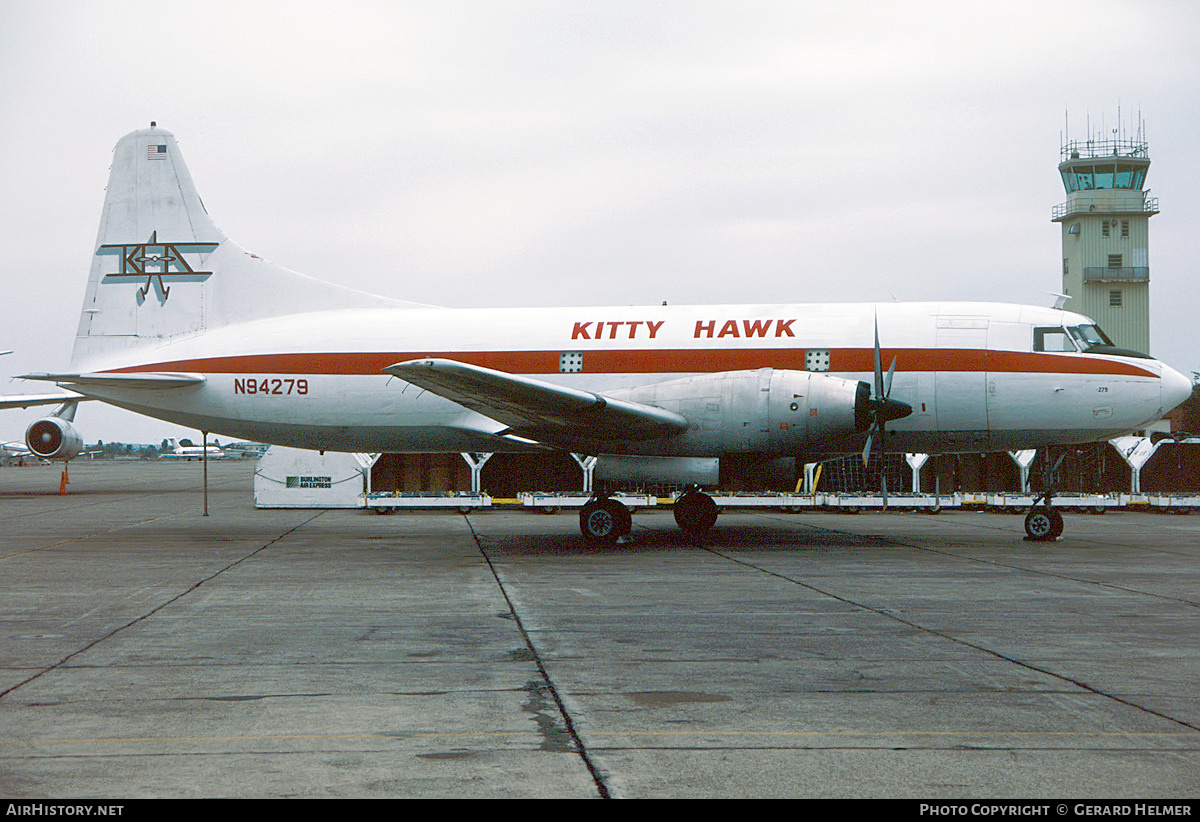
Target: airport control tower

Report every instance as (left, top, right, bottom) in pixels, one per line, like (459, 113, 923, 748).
(1052, 119, 1158, 353)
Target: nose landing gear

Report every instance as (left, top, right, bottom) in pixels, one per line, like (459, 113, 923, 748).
(1024, 448, 1067, 541)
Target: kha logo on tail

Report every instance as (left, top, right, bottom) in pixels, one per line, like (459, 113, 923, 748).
(98, 230, 218, 303)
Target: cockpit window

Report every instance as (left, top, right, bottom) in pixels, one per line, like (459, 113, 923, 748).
(1034, 327, 1078, 353)
(1068, 324, 1115, 348)
(1038, 323, 1150, 358)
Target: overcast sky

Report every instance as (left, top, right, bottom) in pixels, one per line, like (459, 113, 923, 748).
(2, 0, 1198, 444)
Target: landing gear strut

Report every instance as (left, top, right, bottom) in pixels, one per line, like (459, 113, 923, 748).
(1024, 448, 1067, 541)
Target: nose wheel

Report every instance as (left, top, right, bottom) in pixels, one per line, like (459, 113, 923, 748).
(1024, 507, 1063, 541)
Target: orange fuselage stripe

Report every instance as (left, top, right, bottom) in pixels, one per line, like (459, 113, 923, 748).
(109, 348, 1157, 379)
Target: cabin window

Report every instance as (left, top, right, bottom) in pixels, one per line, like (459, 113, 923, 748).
(1034, 327, 1077, 353)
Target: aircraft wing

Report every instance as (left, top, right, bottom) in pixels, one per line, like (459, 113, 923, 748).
(0, 391, 86, 410)
(384, 358, 687, 443)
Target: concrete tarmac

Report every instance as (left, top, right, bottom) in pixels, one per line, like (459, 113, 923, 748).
(1, 460, 1197, 799)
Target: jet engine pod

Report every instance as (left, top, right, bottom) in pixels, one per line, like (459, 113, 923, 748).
(25, 417, 83, 460)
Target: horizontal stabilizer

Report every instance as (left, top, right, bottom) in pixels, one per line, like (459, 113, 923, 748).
(19, 372, 206, 390)
(385, 358, 687, 442)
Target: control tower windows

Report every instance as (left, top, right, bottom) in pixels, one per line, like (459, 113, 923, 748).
(1059, 163, 1147, 193)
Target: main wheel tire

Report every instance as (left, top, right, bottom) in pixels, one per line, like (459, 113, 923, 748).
(674, 491, 718, 535)
(579, 499, 626, 545)
(613, 501, 632, 536)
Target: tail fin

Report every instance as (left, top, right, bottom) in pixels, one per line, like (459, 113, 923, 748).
(72, 125, 420, 371)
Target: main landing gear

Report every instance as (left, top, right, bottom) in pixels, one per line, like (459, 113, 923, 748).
(578, 486, 719, 545)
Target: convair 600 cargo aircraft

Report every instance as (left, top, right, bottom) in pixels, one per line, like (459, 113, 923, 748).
(12, 126, 1193, 542)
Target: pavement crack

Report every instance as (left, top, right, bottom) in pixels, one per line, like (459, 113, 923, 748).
(466, 517, 612, 799)
(702, 537, 1200, 735)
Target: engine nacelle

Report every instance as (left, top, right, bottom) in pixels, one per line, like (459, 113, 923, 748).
(611, 368, 869, 457)
(25, 417, 84, 461)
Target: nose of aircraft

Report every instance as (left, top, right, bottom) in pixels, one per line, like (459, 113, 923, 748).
(1161, 364, 1193, 414)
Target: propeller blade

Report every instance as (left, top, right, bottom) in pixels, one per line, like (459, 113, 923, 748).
(877, 414, 890, 506)
(863, 310, 908, 499)
(873, 315, 883, 399)
(861, 421, 877, 466)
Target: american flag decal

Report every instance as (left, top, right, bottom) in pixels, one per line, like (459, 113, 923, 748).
(147, 144, 167, 160)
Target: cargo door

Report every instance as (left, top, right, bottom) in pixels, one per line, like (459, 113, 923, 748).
(934, 317, 990, 450)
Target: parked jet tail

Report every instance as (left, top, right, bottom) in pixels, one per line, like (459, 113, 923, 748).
(71, 124, 425, 373)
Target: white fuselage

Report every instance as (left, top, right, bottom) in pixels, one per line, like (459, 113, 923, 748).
(75, 300, 1183, 459)
(21, 127, 1192, 485)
